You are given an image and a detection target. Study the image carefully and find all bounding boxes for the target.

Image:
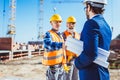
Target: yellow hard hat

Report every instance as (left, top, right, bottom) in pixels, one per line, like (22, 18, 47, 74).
(66, 16, 76, 23)
(50, 14, 62, 22)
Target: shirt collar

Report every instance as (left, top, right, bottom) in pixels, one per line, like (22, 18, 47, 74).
(91, 14, 102, 19)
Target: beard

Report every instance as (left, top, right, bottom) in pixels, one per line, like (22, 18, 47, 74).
(67, 28, 75, 33)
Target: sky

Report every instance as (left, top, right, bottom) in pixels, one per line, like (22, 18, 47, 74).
(0, 0, 120, 43)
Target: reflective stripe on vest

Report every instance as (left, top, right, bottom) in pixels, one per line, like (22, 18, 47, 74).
(42, 30, 64, 66)
(43, 52, 63, 60)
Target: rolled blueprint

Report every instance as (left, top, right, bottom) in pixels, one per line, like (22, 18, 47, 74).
(65, 37, 110, 68)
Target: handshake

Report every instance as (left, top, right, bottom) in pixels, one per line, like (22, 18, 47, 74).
(65, 37, 110, 68)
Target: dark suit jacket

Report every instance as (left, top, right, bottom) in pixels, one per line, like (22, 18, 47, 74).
(75, 14, 112, 80)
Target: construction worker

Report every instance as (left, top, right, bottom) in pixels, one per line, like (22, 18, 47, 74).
(62, 16, 80, 80)
(75, 0, 112, 80)
(42, 14, 67, 80)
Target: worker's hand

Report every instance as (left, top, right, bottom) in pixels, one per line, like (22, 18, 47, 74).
(63, 64, 70, 73)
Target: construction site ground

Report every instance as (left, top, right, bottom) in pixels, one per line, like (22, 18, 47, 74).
(0, 56, 120, 80)
(0, 56, 46, 80)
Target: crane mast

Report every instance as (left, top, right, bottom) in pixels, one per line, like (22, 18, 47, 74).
(37, 0, 44, 41)
(7, 0, 16, 38)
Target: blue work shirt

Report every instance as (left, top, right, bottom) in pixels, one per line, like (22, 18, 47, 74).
(75, 14, 112, 80)
(44, 29, 63, 51)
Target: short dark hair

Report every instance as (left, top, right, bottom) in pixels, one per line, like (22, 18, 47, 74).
(86, 2, 105, 14)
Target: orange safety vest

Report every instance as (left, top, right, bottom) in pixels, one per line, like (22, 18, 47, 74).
(63, 30, 80, 62)
(42, 30, 66, 66)
(63, 30, 80, 40)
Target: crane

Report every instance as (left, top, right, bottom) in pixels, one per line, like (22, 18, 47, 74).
(7, 0, 16, 38)
(37, 0, 44, 41)
(2, 0, 6, 37)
